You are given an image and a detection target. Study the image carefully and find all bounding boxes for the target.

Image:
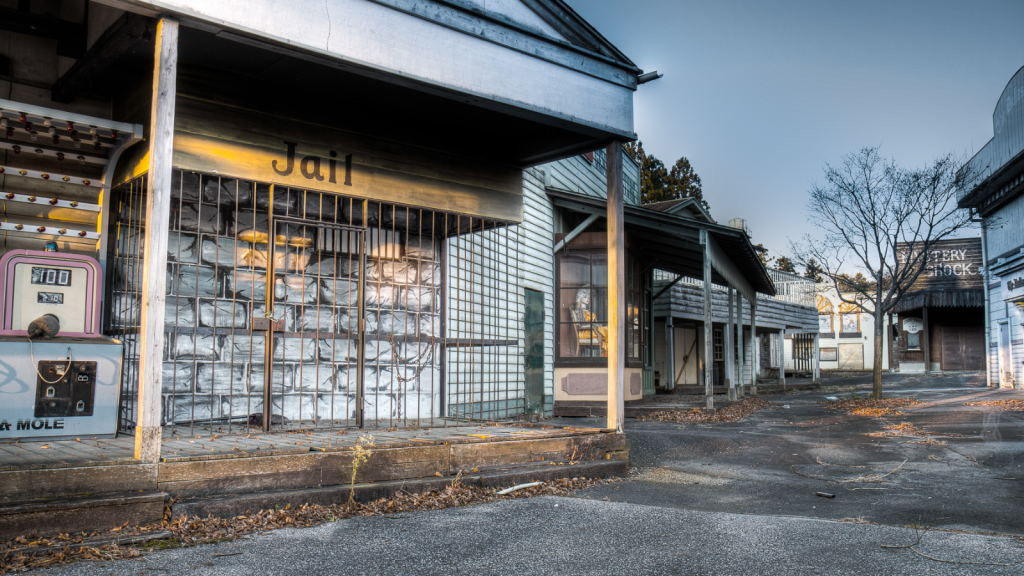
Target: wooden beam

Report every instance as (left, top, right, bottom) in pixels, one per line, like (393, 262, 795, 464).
(727, 285, 736, 401)
(922, 305, 930, 374)
(779, 330, 787, 388)
(737, 293, 746, 398)
(135, 17, 178, 463)
(813, 333, 821, 383)
(665, 316, 675, 391)
(553, 213, 599, 254)
(652, 274, 685, 301)
(750, 299, 758, 394)
(701, 230, 714, 410)
(52, 13, 153, 103)
(606, 141, 625, 432)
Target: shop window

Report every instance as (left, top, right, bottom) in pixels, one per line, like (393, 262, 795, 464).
(556, 249, 644, 363)
(841, 313, 859, 333)
(816, 295, 834, 333)
(818, 315, 833, 333)
(558, 252, 608, 358)
(906, 332, 921, 350)
(839, 301, 860, 333)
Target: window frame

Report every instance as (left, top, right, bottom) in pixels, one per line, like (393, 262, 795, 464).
(554, 245, 645, 368)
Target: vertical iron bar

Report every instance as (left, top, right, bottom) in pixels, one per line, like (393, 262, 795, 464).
(262, 184, 275, 433)
(356, 200, 367, 428)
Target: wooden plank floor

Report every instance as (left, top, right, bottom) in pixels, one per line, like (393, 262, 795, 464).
(0, 423, 606, 471)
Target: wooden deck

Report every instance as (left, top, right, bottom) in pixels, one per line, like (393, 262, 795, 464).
(0, 423, 610, 472)
(0, 422, 627, 537)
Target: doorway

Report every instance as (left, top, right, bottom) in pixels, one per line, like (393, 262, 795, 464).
(838, 343, 864, 371)
(940, 326, 985, 371)
(999, 322, 1013, 387)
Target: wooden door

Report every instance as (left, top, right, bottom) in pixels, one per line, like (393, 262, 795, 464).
(962, 327, 985, 370)
(942, 326, 986, 371)
(941, 328, 964, 370)
(838, 343, 863, 371)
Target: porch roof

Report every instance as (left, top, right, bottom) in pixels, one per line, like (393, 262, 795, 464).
(547, 189, 776, 297)
(96, 0, 640, 165)
(894, 288, 986, 312)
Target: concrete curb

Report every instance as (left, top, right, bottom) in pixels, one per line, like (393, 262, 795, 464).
(171, 459, 627, 519)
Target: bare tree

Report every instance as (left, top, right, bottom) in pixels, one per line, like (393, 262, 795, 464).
(792, 147, 975, 398)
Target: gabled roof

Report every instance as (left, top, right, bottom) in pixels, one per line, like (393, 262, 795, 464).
(643, 198, 716, 224)
(519, 0, 636, 67)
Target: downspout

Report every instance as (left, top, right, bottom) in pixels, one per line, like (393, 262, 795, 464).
(980, 213, 993, 387)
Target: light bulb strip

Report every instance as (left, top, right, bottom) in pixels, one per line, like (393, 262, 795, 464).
(0, 165, 102, 188)
(0, 221, 100, 240)
(0, 98, 139, 141)
(0, 191, 101, 212)
(0, 140, 109, 164)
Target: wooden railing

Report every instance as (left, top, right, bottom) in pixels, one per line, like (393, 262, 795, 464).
(653, 268, 815, 308)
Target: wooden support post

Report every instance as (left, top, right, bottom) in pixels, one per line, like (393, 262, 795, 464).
(922, 305, 930, 374)
(135, 17, 178, 463)
(750, 299, 758, 395)
(813, 333, 821, 384)
(606, 141, 625, 432)
(726, 286, 737, 401)
(737, 294, 745, 398)
(779, 330, 787, 388)
(701, 230, 713, 410)
(887, 311, 897, 372)
(665, 317, 675, 391)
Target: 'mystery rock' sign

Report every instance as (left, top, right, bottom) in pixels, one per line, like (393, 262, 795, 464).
(898, 238, 984, 291)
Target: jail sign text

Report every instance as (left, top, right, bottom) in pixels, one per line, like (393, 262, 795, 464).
(272, 141, 353, 186)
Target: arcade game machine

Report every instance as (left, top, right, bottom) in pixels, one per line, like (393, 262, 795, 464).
(0, 100, 142, 439)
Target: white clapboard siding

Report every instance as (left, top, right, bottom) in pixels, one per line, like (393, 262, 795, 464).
(543, 149, 641, 205)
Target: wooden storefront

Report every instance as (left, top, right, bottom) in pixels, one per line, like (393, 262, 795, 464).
(896, 238, 985, 372)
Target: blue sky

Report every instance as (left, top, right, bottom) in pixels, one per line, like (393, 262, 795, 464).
(571, 0, 1024, 262)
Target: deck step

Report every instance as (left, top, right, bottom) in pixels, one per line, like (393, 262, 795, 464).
(0, 492, 167, 540)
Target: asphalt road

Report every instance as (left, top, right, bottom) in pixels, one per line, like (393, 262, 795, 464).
(578, 372, 1024, 536)
(34, 372, 1024, 575)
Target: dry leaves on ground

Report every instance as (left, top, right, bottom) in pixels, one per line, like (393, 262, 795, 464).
(825, 397, 920, 417)
(636, 398, 775, 424)
(964, 399, 1024, 411)
(0, 476, 613, 574)
(867, 422, 963, 440)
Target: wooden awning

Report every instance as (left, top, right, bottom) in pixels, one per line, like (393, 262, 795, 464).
(547, 189, 776, 297)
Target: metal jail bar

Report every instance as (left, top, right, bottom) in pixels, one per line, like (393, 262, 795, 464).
(111, 169, 525, 434)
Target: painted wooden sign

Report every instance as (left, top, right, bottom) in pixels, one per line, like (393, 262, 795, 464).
(116, 96, 524, 223)
(903, 317, 923, 334)
(897, 238, 984, 291)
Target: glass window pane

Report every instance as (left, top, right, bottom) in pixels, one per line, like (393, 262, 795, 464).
(818, 315, 832, 332)
(907, 332, 920, 349)
(841, 314, 858, 332)
(591, 255, 608, 288)
(560, 254, 590, 288)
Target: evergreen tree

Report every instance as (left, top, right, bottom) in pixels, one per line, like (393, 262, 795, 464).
(775, 256, 797, 273)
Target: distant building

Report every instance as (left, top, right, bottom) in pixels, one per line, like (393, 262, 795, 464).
(813, 286, 893, 371)
(893, 238, 985, 372)
(958, 65, 1024, 389)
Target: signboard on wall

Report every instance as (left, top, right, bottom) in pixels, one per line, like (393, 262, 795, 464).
(1006, 274, 1024, 302)
(897, 238, 983, 291)
(903, 317, 923, 333)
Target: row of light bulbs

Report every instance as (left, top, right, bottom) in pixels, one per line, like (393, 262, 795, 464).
(0, 112, 117, 151)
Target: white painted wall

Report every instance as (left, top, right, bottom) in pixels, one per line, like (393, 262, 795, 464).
(809, 285, 892, 371)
